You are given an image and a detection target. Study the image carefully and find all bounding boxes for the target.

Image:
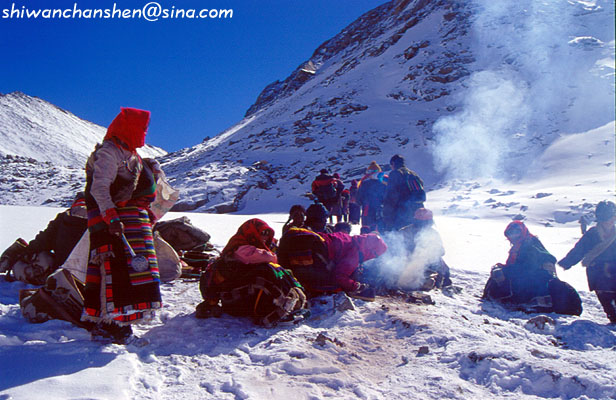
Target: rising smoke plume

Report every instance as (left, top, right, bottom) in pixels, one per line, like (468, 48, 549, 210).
(431, 0, 615, 180)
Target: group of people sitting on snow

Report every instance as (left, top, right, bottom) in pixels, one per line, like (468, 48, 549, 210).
(0, 107, 615, 345)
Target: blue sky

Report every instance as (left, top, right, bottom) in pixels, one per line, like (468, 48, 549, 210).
(0, 0, 386, 152)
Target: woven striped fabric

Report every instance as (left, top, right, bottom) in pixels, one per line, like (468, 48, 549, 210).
(82, 204, 161, 325)
(121, 206, 160, 285)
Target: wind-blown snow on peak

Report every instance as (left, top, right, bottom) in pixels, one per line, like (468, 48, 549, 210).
(161, 0, 614, 213)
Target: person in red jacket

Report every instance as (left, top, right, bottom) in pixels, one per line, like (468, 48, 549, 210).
(319, 232, 388, 301)
(311, 169, 339, 219)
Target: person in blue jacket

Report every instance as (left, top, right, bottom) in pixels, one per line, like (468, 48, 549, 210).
(559, 201, 616, 324)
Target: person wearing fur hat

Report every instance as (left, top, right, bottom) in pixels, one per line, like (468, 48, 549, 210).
(81, 107, 162, 343)
(559, 201, 616, 323)
(357, 161, 386, 231)
(382, 154, 425, 232)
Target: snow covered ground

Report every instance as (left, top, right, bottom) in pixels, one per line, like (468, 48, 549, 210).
(0, 121, 614, 399)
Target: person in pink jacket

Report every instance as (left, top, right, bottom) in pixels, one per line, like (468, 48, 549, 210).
(319, 232, 388, 301)
(221, 218, 277, 264)
(197, 219, 308, 323)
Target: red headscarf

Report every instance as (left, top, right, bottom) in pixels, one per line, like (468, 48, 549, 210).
(222, 219, 275, 258)
(504, 220, 534, 265)
(105, 107, 151, 152)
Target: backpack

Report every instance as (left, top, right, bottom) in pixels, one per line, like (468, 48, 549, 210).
(277, 227, 337, 293)
(548, 278, 582, 316)
(404, 171, 426, 203)
(199, 258, 308, 327)
(154, 216, 211, 251)
(20, 268, 90, 328)
(313, 179, 338, 202)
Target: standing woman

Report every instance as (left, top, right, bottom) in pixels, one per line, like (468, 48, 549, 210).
(81, 107, 161, 343)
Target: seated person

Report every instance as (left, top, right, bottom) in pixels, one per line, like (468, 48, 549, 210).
(304, 202, 333, 233)
(282, 205, 306, 235)
(398, 208, 452, 290)
(483, 221, 581, 315)
(333, 222, 352, 234)
(0, 193, 88, 284)
(278, 227, 388, 302)
(197, 219, 307, 326)
(321, 232, 388, 301)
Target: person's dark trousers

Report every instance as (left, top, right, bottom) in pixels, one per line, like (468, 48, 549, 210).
(596, 290, 616, 323)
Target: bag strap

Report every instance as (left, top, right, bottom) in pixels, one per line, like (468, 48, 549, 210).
(582, 229, 616, 267)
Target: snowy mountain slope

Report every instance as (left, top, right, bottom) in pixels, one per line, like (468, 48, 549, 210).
(160, 0, 474, 212)
(429, 121, 616, 228)
(0, 91, 166, 206)
(0, 115, 614, 399)
(0, 92, 106, 167)
(158, 0, 614, 213)
(0, 91, 166, 166)
(0, 0, 613, 212)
